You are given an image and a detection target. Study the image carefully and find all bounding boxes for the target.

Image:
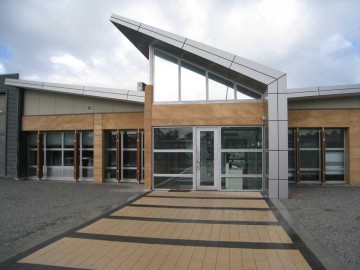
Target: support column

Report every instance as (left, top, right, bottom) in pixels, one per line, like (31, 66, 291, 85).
(74, 131, 79, 181)
(116, 130, 121, 182)
(36, 131, 43, 180)
(136, 129, 141, 184)
(93, 115, 104, 183)
(267, 75, 288, 198)
(144, 85, 153, 190)
(321, 127, 326, 185)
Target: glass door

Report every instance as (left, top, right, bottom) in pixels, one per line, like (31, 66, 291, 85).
(196, 127, 218, 190)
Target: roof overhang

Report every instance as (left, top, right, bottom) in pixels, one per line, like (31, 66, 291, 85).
(287, 84, 360, 100)
(5, 78, 144, 103)
(110, 14, 286, 93)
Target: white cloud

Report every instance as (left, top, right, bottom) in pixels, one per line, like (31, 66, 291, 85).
(0, 63, 6, 74)
(320, 34, 353, 55)
(51, 54, 87, 71)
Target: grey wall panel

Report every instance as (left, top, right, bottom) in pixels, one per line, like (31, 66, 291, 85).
(6, 89, 19, 177)
(289, 96, 360, 110)
(39, 92, 56, 115)
(23, 90, 144, 115)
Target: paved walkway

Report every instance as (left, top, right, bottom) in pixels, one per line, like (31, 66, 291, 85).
(3, 191, 322, 269)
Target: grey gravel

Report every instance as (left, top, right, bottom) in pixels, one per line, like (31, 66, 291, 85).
(281, 185, 360, 270)
(0, 178, 145, 260)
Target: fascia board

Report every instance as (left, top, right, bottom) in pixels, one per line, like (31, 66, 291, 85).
(233, 55, 285, 79)
(287, 92, 319, 99)
(287, 86, 319, 94)
(5, 78, 44, 89)
(319, 89, 360, 96)
(84, 85, 129, 96)
(110, 14, 141, 31)
(319, 84, 360, 91)
(140, 23, 186, 44)
(127, 95, 145, 103)
(44, 82, 84, 91)
(230, 62, 275, 85)
(43, 85, 83, 95)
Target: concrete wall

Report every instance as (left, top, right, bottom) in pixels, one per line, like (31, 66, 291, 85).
(24, 90, 144, 115)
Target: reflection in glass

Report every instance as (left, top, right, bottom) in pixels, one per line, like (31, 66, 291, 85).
(0, 93, 6, 112)
(63, 151, 74, 166)
(154, 128, 193, 149)
(181, 61, 206, 101)
(208, 73, 234, 101)
(300, 172, 319, 181)
(82, 132, 94, 148)
(47, 133, 62, 148)
(105, 169, 116, 179)
(46, 151, 62, 166)
(300, 150, 320, 168)
(326, 151, 344, 181)
(154, 152, 193, 174)
(154, 50, 179, 102)
(326, 129, 344, 148)
(221, 177, 262, 190)
(299, 129, 320, 148)
(0, 115, 5, 133)
(29, 133, 37, 148)
(154, 177, 193, 189)
(82, 150, 93, 166)
(106, 151, 116, 167)
(221, 127, 262, 149)
(106, 131, 117, 148)
(64, 133, 74, 148)
(28, 150, 37, 166)
(236, 85, 261, 99)
(123, 169, 136, 179)
(200, 131, 214, 186)
(221, 152, 262, 174)
(123, 131, 137, 148)
(288, 129, 296, 148)
(123, 151, 136, 167)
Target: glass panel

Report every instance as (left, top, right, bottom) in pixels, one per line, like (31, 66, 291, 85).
(123, 169, 136, 179)
(221, 127, 262, 149)
(123, 131, 137, 148)
(154, 152, 193, 174)
(236, 85, 261, 99)
(82, 168, 93, 178)
(221, 152, 262, 175)
(82, 132, 94, 148)
(221, 177, 262, 190)
(288, 150, 295, 170)
(46, 151, 62, 166)
(106, 131, 117, 148)
(0, 93, 6, 112)
(28, 167, 37, 177)
(105, 169, 116, 179)
(154, 127, 193, 149)
(299, 129, 320, 148)
(64, 133, 74, 148)
(123, 151, 136, 167)
(326, 173, 344, 181)
(199, 131, 214, 186)
(300, 171, 320, 181)
(46, 133, 62, 148)
(326, 151, 344, 171)
(0, 115, 5, 133)
(154, 50, 179, 102)
(106, 150, 116, 167)
(46, 167, 62, 177)
(154, 177, 193, 189)
(63, 168, 73, 177)
(0, 134, 5, 153)
(300, 150, 320, 168)
(288, 171, 295, 182)
(29, 133, 37, 148)
(64, 151, 74, 166)
(208, 73, 234, 101)
(325, 129, 344, 148)
(288, 129, 295, 148)
(180, 61, 206, 101)
(82, 150, 93, 167)
(28, 150, 37, 166)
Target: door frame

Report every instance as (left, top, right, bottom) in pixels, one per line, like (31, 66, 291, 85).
(194, 127, 219, 190)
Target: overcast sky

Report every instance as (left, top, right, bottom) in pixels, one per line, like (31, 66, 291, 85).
(0, 0, 359, 90)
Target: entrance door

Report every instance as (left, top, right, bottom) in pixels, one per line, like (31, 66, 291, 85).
(196, 128, 218, 190)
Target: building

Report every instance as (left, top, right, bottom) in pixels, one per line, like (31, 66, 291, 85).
(1, 14, 360, 198)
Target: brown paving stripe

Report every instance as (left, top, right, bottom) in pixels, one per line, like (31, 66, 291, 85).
(129, 204, 270, 211)
(147, 195, 265, 200)
(106, 216, 279, 226)
(3, 262, 91, 270)
(71, 232, 296, 250)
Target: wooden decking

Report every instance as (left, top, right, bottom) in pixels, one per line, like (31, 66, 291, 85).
(9, 191, 313, 269)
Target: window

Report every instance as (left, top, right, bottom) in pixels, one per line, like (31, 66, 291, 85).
(81, 132, 93, 179)
(153, 49, 262, 103)
(220, 127, 263, 190)
(299, 129, 321, 181)
(153, 127, 193, 189)
(288, 129, 296, 182)
(28, 132, 37, 177)
(325, 129, 344, 181)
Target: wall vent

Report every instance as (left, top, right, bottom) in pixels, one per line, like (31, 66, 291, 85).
(87, 105, 92, 111)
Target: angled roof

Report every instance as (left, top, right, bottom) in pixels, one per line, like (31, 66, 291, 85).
(110, 14, 285, 92)
(287, 83, 360, 100)
(5, 78, 144, 103)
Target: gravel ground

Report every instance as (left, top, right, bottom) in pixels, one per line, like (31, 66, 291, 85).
(281, 185, 360, 270)
(0, 178, 145, 260)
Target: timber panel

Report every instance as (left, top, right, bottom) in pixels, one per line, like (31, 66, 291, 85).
(22, 115, 94, 131)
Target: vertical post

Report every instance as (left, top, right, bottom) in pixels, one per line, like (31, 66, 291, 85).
(36, 131, 43, 180)
(93, 115, 104, 183)
(296, 127, 300, 185)
(322, 127, 326, 185)
(144, 85, 153, 190)
(116, 130, 121, 182)
(136, 129, 141, 184)
(74, 131, 79, 181)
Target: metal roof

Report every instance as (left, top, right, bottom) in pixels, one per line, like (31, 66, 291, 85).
(287, 84, 360, 100)
(5, 78, 144, 103)
(110, 14, 286, 92)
